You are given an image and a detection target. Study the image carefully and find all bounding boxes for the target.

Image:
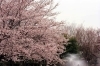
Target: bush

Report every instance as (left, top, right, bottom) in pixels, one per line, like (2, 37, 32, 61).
(60, 37, 79, 58)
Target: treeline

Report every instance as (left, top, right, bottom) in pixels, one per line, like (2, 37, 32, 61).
(63, 25, 100, 66)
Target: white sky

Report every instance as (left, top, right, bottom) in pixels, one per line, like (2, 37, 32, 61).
(54, 0, 100, 29)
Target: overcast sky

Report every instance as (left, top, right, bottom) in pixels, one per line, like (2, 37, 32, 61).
(54, 0, 100, 29)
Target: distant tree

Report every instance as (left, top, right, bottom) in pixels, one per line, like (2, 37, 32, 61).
(75, 27, 100, 65)
(63, 24, 100, 65)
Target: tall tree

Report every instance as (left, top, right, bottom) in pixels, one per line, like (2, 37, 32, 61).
(0, 0, 67, 65)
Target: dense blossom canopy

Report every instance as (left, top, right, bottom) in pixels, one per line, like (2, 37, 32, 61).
(0, 0, 67, 65)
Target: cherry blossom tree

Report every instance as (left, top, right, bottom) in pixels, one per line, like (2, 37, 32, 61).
(63, 24, 100, 65)
(0, 0, 67, 65)
(75, 27, 100, 65)
(0, 0, 58, 29)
